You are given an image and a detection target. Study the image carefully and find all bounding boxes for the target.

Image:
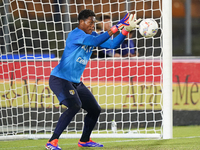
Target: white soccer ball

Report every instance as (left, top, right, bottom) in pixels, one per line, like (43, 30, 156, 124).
(139, 18, 158, 38)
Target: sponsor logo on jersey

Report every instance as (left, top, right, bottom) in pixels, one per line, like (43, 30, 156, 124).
(76, 57, 88, 65)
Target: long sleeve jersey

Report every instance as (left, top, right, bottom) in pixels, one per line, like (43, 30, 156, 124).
(51, 27, 126, 83)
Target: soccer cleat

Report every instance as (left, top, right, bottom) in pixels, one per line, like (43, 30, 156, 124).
(78, 139, 103, 147)
(45, 139, 62, 150)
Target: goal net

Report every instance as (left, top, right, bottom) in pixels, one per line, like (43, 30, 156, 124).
(0, 0, 172, 140)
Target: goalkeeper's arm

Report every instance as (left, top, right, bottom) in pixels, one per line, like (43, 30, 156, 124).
(83, 32, 126, 48)
(82, 13, 130, 47)
(99, 14, 142, 49)
(83, 13, 141, 49)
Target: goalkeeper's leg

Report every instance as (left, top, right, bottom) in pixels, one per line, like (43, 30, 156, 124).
(46, 99, 81, 150)
(46, 76, 82, 149)
(76, 82, 103, 147)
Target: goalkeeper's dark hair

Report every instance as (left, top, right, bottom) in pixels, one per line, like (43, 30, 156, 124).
(78, 9, 95, 21)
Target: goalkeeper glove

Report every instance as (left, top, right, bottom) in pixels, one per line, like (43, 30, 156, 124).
(111, 13, 130, 33)
(124, 14, 142, 31)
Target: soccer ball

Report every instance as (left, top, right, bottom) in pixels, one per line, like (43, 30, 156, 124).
(139, 18, 158, 38)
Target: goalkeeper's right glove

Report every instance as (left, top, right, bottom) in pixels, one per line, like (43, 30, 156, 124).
(111, 13, 130, 34)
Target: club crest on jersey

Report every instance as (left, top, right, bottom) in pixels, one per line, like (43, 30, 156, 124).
(69, 90, 75, 95)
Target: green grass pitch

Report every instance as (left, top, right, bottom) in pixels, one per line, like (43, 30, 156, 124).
(0, 126, 199, 150)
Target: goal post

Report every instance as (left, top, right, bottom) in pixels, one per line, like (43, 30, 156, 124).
(162, 0, 173, 139)
(0, 0, 172, 140)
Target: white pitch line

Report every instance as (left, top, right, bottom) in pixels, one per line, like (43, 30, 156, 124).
(0, 136, 200, 150)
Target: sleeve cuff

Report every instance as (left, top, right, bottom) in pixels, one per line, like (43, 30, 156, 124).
(121, 28, 129, 36)
(111, 26, 118, 34)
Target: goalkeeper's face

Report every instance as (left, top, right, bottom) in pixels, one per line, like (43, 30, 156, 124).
(81, 16, 96, 34)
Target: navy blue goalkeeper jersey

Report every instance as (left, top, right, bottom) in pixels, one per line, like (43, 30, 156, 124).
(51, 27, 126, 83)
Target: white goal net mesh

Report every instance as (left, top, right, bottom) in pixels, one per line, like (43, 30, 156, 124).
(0, 0, 163, 139)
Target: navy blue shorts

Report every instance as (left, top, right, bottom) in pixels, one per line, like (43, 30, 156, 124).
(49, 75, 100, 111)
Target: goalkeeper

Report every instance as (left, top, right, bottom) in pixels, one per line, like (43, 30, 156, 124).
(46, 9, 141, 150)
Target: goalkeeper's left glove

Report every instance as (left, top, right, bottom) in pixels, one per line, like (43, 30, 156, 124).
(124, 14, 142, 31)
(111, 13, 130, 33)
(120, 14, 142, 36)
